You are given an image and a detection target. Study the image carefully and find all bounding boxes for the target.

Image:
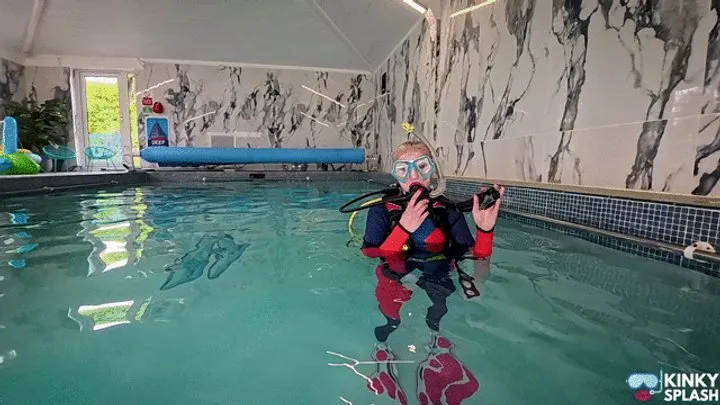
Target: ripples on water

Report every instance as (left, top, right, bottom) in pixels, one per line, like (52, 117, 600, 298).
(0, 181, 719, 404)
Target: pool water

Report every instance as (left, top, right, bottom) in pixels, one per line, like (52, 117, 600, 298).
(1, 181, 719, 405)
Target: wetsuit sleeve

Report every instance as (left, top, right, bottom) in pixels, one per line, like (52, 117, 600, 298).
(360, 205, 410, 259)
(446, 208, 494, 259)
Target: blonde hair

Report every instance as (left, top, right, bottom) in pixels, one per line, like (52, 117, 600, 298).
(393, 140, 431, 161)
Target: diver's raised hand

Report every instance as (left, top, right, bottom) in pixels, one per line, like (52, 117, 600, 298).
(398, 189, 429, 233)
(472, 184, 505, 232)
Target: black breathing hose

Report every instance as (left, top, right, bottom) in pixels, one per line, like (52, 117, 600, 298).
(339, 185, 500, 214)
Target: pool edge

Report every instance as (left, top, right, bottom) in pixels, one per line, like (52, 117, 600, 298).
(0, 171, 150, 197)
(500, 209, 720, 277)
(444, 179, 720, 278)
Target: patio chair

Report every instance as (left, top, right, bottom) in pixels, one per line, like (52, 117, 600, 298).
(84, 146, 117, 171)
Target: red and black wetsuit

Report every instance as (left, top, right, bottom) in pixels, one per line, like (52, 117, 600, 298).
(361, 198, 494, 342)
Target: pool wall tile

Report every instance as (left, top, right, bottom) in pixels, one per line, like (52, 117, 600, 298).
(445, 178, 720, 276)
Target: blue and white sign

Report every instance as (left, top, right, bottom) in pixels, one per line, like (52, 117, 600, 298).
(145, 116, 170, 147)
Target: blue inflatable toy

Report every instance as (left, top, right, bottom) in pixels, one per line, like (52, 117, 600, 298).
(0, 117, 42, 174)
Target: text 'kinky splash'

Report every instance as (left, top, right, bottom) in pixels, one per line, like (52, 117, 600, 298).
(627, 370, 720, 402)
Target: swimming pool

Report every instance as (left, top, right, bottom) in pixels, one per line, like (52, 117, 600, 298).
(0, 181, 719, 404)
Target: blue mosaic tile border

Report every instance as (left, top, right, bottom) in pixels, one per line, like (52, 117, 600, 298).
(446, 179, 720, 248)
(445, 179, 720, 274)
(499, 211, 719, 277)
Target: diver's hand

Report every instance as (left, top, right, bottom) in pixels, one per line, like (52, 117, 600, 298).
(398, 189, 429, 233)
(473, 184, 505, 232)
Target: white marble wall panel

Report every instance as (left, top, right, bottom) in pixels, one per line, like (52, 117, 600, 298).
(135, 63, 376, 169)
(377, 0, 720, 196)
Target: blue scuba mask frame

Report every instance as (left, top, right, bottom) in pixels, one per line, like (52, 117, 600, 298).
(391, 155, 436, 183)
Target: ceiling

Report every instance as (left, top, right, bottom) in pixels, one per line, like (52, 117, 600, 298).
(0, 0, 440, 73)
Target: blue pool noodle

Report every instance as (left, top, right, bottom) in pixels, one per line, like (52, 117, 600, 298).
(2, 116, 18, 154)
(140, 147, 366, 166)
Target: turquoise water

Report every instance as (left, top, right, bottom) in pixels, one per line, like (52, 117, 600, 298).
(0, 181, 719, 405)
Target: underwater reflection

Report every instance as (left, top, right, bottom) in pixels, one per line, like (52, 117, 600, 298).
(1, 212, 40, 269)
(415, 334, 479, 405)
(160, 234, 249, 291)
(76, 300, 135, 331)
(68, 297, 188, 332)
(330, 259, 490, 405)
(79, 188, 153, 276)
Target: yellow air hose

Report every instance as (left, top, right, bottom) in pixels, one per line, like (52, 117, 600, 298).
(347, 197, 409, 252)
(348, 197, 383, 238)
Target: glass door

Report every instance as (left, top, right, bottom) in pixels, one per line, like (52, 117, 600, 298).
(76, 71, 131, 170)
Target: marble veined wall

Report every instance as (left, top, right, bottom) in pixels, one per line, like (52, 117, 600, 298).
(377, 0, 720, 197)
(135, 63, 377, 168)
(1, 60, 70, 116)
(1, 60, 72, 154)
(0, 58, 25, 115)
(22, 66, 72, 110)
(23, 66, 74, 156)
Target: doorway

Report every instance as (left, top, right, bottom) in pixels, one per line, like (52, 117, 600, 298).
(75, 71, 132, 170)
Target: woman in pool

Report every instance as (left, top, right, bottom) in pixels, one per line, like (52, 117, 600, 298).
(360, 140, 504, 404)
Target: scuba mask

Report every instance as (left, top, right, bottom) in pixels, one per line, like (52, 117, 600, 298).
(391, 155, 436, 183)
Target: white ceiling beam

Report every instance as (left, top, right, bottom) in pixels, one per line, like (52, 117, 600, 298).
(24, 55, 145, 71)
(307, 0, 374, 72)
(21, 0, 47, 56)
(0, 49, 26, 65)
(142, 56, 372, 75)
(22, 54, 373, 75)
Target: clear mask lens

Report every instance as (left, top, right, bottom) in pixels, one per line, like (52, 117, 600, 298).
(391, 156, 435, 182)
